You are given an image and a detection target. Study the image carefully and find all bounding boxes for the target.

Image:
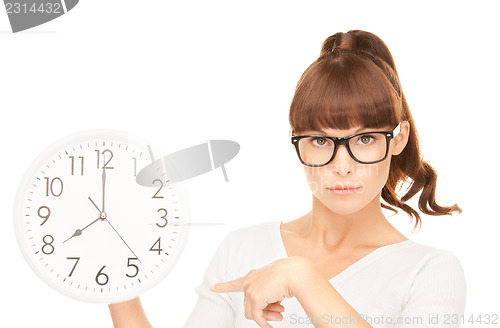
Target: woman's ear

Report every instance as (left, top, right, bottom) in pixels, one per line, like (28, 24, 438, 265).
(392, 121, 410, 156)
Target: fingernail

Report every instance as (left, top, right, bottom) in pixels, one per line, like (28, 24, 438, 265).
(209, 284, 216, 291)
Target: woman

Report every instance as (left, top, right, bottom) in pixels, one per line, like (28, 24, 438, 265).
(108, 30, 466, 328)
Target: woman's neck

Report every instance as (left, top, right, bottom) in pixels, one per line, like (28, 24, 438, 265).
(298, 193, 404, 251)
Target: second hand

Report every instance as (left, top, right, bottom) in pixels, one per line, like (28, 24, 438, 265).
(105, 219, 142, 263)
(89, 184, 142, 263)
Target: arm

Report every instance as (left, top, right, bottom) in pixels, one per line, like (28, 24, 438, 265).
(292, 258, 372, 328)
(393, 251, 467, 328)
(294, 251, 467, 328)
(184, 233, 236, 327)
(108, 297, 152, 328)
(211, 256, 372, 328)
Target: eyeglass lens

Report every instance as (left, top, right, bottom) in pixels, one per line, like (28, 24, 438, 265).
(297, 133, 388, 165)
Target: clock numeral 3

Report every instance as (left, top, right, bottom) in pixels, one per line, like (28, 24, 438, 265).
(96, 265, 109, 286)
(41, 235, 55, 255)
(126, 258, 140, 278)
(44, 177, 63, 197)
(156, 208, 168, 228)
(149, 237, 163, 255)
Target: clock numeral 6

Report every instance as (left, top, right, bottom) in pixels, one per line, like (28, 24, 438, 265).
(44, 177, 63, 197)
(41, 235, 55, 255)
(96, 265, 109, 286)
(37, 206, 51, 226)
(126, 258, 140, 278)
(149, 237, 163, 255)
(156, 208, 168, 228)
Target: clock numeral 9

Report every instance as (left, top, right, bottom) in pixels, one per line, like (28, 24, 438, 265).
(96, 265, 109, 286)
(156, 208, 168, 228)
(95, 149, 114, 169)
(44, 177, 63, 197)
(149, 237, 163, 255)
(37, 206, 51, 225)
(126, 258, 140, 278)
(69, 155, 84, 175)
(41, 235, 55, 255)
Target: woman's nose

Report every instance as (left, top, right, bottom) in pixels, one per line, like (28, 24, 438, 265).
(328, 144, 352, 175)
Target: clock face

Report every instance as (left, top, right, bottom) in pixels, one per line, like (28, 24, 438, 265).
(14, 129, 190, 303)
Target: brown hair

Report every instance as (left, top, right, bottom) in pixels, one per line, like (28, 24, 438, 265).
(289, 30, 462, 231)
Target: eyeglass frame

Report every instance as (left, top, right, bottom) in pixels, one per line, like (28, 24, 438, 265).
(290, 122, 401, 166)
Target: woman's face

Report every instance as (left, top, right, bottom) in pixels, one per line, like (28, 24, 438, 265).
(297, 122, 410, 215)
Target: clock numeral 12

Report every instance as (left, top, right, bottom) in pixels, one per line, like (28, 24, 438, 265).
(95, 149, 114, 169)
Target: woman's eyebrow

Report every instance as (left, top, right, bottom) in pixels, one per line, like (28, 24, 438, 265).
(315, 127, 366, 135)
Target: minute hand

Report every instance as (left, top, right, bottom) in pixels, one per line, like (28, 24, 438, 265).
(102, 168, 106, 213)
(100, 168, 141, 262)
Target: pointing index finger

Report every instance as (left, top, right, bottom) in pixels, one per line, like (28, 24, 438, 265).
(210, 276, 245, 293)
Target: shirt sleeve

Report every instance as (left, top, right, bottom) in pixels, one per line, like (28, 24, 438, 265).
(183, 232, 236, 328)
(395, 250, 467, 328)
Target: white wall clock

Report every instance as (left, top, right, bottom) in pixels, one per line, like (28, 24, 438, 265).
(13, 129, 190, 304)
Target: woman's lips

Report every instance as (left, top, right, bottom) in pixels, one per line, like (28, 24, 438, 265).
(327, 186, 361, 194)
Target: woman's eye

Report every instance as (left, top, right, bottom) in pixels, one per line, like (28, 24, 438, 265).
(312, 137, 329, 146)
(358, 135, 374, 145)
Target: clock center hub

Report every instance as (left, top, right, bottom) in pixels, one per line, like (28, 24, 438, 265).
(100, 212, 107, 220)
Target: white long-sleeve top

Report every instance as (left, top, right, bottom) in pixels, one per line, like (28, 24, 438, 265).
(184, 220, 467, 328)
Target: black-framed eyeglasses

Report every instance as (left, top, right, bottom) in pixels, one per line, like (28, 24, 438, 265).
(291, 122, 401, 166)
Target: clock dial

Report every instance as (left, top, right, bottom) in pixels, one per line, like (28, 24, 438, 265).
(14, 130, 190, 303)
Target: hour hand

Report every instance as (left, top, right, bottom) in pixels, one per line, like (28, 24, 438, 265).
(63, 217, 101, 243)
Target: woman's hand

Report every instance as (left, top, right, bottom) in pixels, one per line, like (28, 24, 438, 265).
(209, 256, 314, 328)
(108, 297, 152, 328)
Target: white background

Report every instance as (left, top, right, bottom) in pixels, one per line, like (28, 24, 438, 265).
(1, 1, 499, 327)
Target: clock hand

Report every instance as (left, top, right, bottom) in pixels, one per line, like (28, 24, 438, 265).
(98, 170, 141, 262)
(105, 218, 142, 263)
(102, 168, 106, 213)
(88, 196, 101, 213)
(89, 196, 107, 220)
(63, 196, 108, 243)
(63, 216, 101, 243)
